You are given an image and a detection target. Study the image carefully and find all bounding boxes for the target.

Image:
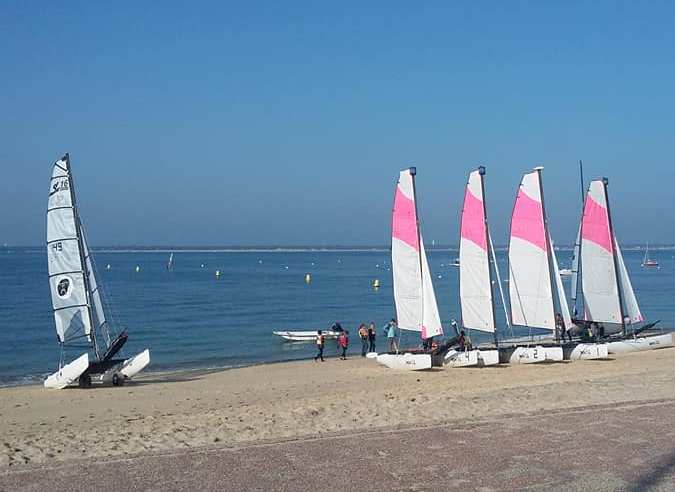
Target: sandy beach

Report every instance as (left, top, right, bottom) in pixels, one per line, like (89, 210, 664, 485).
(2, 346, 675, 490)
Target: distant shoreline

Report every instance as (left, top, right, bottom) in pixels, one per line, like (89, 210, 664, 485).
(5, 245, 675, 253)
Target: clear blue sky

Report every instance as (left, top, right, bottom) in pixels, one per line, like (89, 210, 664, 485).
(2, 1, 674, 247)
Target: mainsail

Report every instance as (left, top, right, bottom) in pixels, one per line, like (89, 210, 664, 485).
(579, 179, 623, 324)
(508, 168, 555, 332)
(47, 155, 96, 346)
(391, 167, 443, 339)
(459, 167, 495, 334)
(577, 178, 642, 330)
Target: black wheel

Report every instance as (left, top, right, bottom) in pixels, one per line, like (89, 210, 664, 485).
(112, 373, 125, 387)
(78, 373, 92, 389)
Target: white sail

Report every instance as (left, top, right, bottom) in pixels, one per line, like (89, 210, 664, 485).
(47, 156, 94, 343)
(508, 169, 555, 331)
(459, 169, 494, 332)
(579, 180, 622, 324)
(391, 168, 442, 339)
(550, 238, 573, 329)
(569, 223, 581, 316)
(82, 228, 109, 345)
(615, 239, 643, 324)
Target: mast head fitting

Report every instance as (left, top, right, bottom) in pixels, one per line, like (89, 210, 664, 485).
(409, 166, 417, 176)
(478, 166, 486, 176)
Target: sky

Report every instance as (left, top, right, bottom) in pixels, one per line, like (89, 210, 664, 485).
(1, 1, 674, 247)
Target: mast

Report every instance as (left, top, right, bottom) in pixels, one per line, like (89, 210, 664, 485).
(478, 166, 499, 347)
(570, 160, 585, 316)
(602, 177, 627, 337)
(65, 154, 101, 359)
(534, 167, 559, 341)
(409, 166, 425, 340)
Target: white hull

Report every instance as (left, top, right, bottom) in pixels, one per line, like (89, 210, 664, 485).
(376, 353, 432, 371)
(119, 349, 151, 378)
(606, 333, 673, 354)
(476, 349, 500, 366)
(44, 353, 89, 389)
(563, 343, 609, 360)
(542, 346, 564, 361)
(273, 330, 340, 342)
(444, 349, 479, 367)
(500, 345, 551, 364)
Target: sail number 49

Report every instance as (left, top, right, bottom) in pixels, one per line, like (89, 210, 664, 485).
(52, 242, 63, 252)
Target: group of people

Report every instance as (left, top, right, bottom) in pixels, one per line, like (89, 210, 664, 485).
(314, 318, 399, 361)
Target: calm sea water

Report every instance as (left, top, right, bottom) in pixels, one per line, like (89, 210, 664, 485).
(1, 247, 674, 387)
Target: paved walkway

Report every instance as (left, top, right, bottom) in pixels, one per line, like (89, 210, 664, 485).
(2, 399, 674, 492)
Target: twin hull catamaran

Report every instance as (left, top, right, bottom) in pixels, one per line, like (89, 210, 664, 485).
(376, 167, 449, 371)
(45, 154, 150, 389)
(571, 178, 672, 354)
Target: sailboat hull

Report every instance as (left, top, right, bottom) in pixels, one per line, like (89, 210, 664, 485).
(119, 349, 151, 378)
(376, 353, 432, 371)
(606, 333, 673, 354)
(444, 349, 479, 367)
(44, 353, 89, 389)
(500, 345, 552, 364)
(563, 343, 609, 360)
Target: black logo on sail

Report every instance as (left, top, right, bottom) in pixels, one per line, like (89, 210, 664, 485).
(57, 277, 71, 298)
(50, 179, 69, 196)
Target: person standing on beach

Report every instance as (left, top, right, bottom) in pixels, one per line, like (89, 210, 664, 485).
(337, 330, 349, 360)
(314, 330, 325, 362)
(367, 321, 377, 353)
(358, 324, 368, 357)
(382, 319, 398, 352)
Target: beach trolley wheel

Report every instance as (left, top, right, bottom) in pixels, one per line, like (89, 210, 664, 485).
(78, 373, 92, 389)
(111, 373, 124, 387)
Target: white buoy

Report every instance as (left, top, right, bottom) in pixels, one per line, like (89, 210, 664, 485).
(135, 266, 140, 273)
(106, 264, 111, 270)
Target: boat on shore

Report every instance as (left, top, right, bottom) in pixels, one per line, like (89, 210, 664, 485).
(45, 154, 150, 389)
(571, 177, 672, 353)
(273, 324, 343, 342)
(376, 167, 449, 371)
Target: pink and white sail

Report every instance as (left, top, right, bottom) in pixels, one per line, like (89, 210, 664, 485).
(580, 179, 642, 325)
(391, 168, 443, 339)
(508, 168, 555, 331)
(459, 169, 494, 333)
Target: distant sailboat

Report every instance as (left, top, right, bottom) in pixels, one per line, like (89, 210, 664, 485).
(45, 154, 150, 389)
(167, 252, 174, 270)
(376, 167, 447, 371)
(641, 242, 659, 268)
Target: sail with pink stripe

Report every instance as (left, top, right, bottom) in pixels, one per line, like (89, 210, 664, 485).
(580, 180, 622, 324)
(459, 168, 495, 333)
(391, 168, 443, 339)
(508, 168, 555, 331)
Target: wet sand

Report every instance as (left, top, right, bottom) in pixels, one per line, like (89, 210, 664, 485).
(1, 346, 675, 490)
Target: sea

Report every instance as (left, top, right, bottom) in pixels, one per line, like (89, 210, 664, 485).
(2, 246, 674, 387)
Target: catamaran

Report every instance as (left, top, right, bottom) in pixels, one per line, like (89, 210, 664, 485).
(451, 167, 501, 367)
(376, 167, 449, 371)
(570, 177, 672, 354)
(45, 154, 150, 389)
